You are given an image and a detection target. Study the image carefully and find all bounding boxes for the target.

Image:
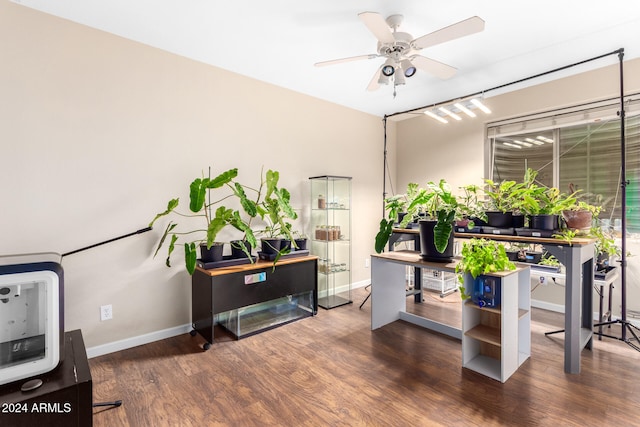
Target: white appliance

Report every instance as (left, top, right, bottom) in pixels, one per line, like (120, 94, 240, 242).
(0, 253, 64, 386)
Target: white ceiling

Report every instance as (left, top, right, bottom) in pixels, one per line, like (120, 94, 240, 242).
(13, 0, 640, 118)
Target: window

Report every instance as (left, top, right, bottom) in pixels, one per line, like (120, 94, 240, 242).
(488, 97, 640, 233)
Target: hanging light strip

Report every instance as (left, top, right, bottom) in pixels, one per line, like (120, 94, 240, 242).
(424, 110, 448, 124)
(422, 97, 491, 124)
(438, 106, 462, 121)
(454, 102, 476, 118)
(470, 98, 492, 114)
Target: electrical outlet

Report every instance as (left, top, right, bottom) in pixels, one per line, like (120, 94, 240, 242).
(100, 304, 113, 321)
(365, 258, 370, 268)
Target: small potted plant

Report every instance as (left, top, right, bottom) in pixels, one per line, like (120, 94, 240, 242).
(255, 170, 298, 260)
(483, 178, 520, 228)
(516, 168, 577, 230)
(455, 238, 516, 304)
(456, 184, 487, 232)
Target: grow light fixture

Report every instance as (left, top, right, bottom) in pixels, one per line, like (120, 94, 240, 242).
(424, 110, 448, 124)
(423, 96, 491, 124)
(454, 102, 476, 117)
(470, 98, 491, 114)
(512, 140, 532, 147)
(438, 106, 462, 121)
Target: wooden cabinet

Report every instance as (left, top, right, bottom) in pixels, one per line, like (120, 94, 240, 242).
(191, 256, 317, 349)
(0, 330, 93, 427)
(461, 268, 531, 382)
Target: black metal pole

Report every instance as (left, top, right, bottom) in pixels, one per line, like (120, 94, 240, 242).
(618, 49, 628, 341)
(382, 115, 388, 217)
(62, 227, 152, 258)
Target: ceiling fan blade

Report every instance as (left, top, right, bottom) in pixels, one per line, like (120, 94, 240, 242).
(315, 54, 378, 67)
(412, 55, 457, 79)
(412, 16, 485, 50)
(358, 12, 395, 44)
(366, 67, 382, 91)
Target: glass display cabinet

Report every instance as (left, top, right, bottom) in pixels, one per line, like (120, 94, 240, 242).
(309, 175, 352, 309)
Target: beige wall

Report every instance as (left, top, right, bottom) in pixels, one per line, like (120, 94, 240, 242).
(0, 2, 394, 350)
(397, 56, 640, 316)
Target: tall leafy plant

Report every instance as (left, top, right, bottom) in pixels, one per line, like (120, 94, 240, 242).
(149, 168, 258, 275)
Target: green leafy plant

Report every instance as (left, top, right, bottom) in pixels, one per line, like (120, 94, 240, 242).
(458, 184, 487, 223)
(538, 253, 561, 267)
(553, 228, 577, 245)
(515, 168, 578, 216)
(149, 168, 259, 275)
(483, 179, 520, 213)
(375, 179, 459, 254)
(590, 226, 621, 258)
(455, 238, 516, 299)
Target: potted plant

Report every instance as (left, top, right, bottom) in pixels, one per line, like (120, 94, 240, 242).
(149, 168, 258, 274)
(455, 238, 516, 303)
(591, 225, 621, 270)
(517, 169, 577, 230)
(374, 182, 420, 254)
(255, 170, 298, 260)
(562, 201, 601, 230)
(483, 178, 520, 227)
(456, 184, 487, 231)
(408, 180, 460, 261)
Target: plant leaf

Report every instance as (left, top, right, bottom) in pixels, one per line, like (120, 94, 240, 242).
(208, 168, 238, 189)
(165, 233, 179, 267)
(149, 198, 179, 228)
(433, 210, 455, 253)
(375, 219, 394, 253)
(184, 242, 197, 275)
(265, 170, 279, 199)
(235, 182, 258, 217)
(189, 178, 208, 213)
(153, 222, 177, 258)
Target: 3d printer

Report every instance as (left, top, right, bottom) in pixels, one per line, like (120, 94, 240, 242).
(0, 253, 64, 386)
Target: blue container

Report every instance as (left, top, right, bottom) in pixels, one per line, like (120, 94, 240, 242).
(471, 275, 501, 308)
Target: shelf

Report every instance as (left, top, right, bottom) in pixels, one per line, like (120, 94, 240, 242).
(318, 294, 352, 309)
(312, 207, 350, 211)
(465, 300, 501, 314)
(463, 354, 501, 382)
(312, 238, 350, 243)
(464, 324, 501, 347)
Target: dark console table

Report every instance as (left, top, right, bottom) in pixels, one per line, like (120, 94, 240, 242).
(0, 329, 92, 427)
(191, 255, 318, 349)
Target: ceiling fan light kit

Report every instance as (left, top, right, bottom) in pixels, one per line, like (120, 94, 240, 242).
(315, 11, 485, 93)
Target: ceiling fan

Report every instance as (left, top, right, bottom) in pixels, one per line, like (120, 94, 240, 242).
(315, 12, 485, 91)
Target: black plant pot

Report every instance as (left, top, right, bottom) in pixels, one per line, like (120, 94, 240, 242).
(294, 238, 308, 251)
(486, 211, 513, 228)
(418, 219, 454, 262)
(280, 239, 292, 253)
(512, 214, 525, 228)
(529, 214, 559, 230)
(230, 240, 252, 259)
(261, 238, 282, 256)
(200, 243, 224, 262)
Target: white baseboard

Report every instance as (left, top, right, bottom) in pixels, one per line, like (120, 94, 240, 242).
(86, 324, 192, 359)
(88, 280, 372, 358)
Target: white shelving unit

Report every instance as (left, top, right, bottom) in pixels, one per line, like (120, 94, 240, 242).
(461, 267, 531, 383)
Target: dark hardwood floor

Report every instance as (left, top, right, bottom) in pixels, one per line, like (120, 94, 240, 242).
(90, 287, 640, 426)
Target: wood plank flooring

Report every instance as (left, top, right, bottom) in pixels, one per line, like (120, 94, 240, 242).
(90, 287, 640, 427)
